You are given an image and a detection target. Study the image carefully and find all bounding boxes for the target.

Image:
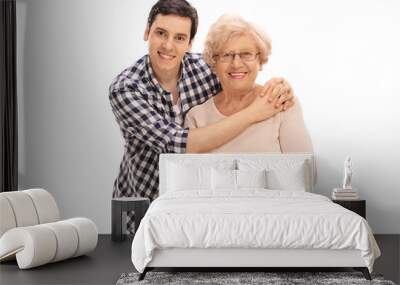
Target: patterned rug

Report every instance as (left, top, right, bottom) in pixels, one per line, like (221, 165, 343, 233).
(116, 271, 396, 285)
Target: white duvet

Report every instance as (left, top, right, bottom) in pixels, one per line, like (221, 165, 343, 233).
(131, 190, 380, 273)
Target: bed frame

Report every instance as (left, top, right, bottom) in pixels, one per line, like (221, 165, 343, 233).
(141, 248, 370, 280)
(138, 154, 372, 280)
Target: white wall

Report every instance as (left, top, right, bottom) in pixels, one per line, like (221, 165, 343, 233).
(16, 0, 400, 233)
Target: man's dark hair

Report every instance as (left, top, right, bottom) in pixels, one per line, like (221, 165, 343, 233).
(147, 0, 198, 42)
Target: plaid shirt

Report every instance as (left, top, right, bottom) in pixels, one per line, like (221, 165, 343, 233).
(109, 53, 221, 201)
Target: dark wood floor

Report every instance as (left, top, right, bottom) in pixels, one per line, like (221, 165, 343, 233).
(0, 235, 398, 285)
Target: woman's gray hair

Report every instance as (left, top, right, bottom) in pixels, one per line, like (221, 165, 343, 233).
(203, 14, 272, 67)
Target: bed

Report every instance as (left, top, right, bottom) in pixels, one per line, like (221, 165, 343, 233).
(131, 153, 381, 280)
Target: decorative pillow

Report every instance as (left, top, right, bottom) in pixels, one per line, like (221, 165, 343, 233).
(236, 169, 268, 189)
(167, 162, 211, 191)
(211, 168, 237, 190)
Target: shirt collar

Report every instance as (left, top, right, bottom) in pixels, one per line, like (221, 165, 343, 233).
(146, 55, 165, 94)
(180, 54, 190, 81)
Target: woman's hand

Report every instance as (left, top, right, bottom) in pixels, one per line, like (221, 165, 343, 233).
(260, 77, 295, 111)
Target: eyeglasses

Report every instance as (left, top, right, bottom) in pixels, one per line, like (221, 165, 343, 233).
(213, 51, 260, 63)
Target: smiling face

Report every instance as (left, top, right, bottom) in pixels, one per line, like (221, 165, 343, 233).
(144, 14, 192, 78)
(214, 34, 261, 95)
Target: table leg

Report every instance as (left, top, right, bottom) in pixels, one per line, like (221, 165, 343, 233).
(133, 201, 150, 234)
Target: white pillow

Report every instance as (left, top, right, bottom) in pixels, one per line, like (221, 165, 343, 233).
(236, 169, 268, 189)
(238, 159, 308, 191)
(211, 168, 236, 190)
(267, 168, 306, 191)
(167, 162, 211, 191)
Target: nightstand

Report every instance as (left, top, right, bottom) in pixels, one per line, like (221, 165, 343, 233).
(111, 197, 150, 242)
(332, 199, 366, 219)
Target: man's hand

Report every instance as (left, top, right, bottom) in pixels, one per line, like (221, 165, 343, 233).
(260, 77, 295, 111)
(244, 88, 284, 124)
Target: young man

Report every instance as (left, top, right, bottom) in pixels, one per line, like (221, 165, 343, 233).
(109, 0, 294, 233)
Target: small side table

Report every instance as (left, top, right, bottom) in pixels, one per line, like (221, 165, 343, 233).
(111, 197, 150, 242)
(332, 199, 366, 219)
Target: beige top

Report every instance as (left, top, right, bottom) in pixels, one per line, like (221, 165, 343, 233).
(184, 97, 313, 153)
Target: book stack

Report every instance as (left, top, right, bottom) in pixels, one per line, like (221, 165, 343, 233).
(332, 188, 359, 200)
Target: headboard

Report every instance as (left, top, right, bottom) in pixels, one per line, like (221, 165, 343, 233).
(159, 153, 315, 195)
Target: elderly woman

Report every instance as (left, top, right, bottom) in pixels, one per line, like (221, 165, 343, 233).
(185, 15, 313, 153)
